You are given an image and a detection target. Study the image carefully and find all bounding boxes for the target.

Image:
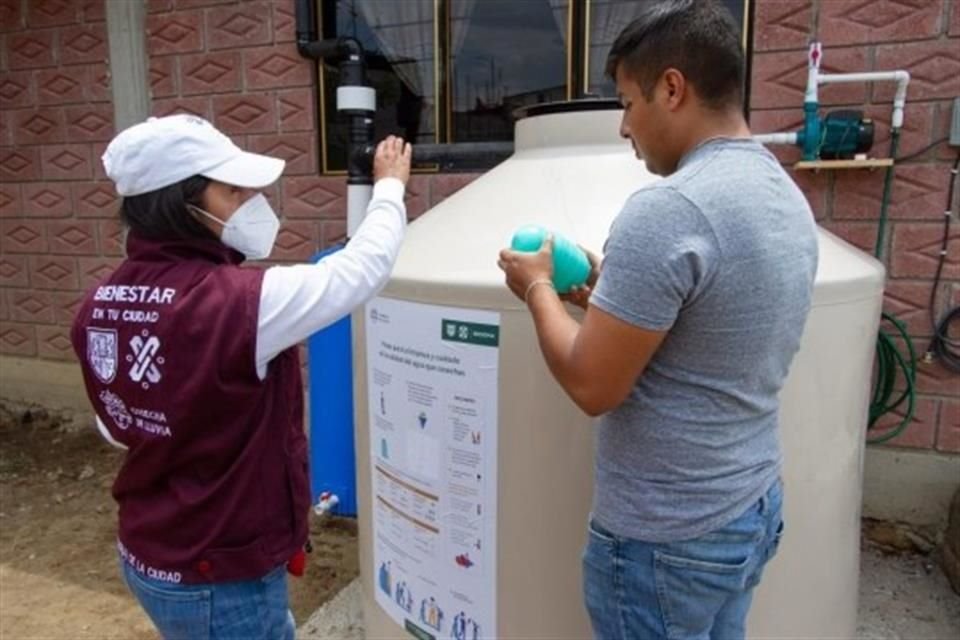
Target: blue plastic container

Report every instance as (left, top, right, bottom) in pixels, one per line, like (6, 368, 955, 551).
(307, 244, 357, 516)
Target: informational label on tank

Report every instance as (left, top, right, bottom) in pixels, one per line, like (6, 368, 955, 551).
(366, 297, 499, 640)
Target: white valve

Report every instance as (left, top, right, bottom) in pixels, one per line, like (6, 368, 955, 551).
(314, 491, 340, 516)
(808, 41, 822, 70)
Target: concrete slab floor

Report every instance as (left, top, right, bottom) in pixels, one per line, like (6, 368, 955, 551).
(299, 545, 960, 639)
(297, 578, 363, 640)
(857, 544, 960, 640)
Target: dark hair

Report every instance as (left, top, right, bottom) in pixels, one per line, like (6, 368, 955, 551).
(119, 175, 216, 242)
(605, 0, 744, 110)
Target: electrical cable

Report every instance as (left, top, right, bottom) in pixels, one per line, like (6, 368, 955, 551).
(867, 129, 919, 444)
(924, 152, 960, 374)
(867, 140, 960, 442)
(873, 130, 900, 261)
(929, 307, 960, 372)
(894, 136, 949, 164)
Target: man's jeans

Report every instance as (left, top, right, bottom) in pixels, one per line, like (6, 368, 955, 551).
(121, 560, 296, 640)
(583, 480, 784, 640)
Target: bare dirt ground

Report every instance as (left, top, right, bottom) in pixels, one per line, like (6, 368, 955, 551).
(0, 401, 358, 640)
(3, 400, 958, 640)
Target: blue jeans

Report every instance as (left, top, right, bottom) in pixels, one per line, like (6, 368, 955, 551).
(582, 480, 784, 640)
(120, 560, 296, 640)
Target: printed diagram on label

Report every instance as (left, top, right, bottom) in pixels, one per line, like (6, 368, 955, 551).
(366, 298, 499, 638)
(419, 596, 444, 632)
(379, 561, 415, 614)
(452, 611, 481, 640)
(127, 330, 164, 388)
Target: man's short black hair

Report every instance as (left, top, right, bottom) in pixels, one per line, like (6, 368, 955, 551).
(605, 0, 744, 110)
(119, 175, 217, 242)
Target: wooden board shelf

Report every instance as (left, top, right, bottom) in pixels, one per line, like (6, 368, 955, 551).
(794, 158, 894, 170)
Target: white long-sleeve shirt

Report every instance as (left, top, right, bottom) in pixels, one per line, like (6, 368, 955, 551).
(95, 177, 406, 446)
(254, 177, 407, 378)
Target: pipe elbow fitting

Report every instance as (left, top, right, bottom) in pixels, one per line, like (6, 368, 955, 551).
(338, 37, 363, 60)
(893, 70, 911, 101)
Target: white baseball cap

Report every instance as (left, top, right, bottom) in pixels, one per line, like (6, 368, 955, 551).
(102, 114, 285, 197)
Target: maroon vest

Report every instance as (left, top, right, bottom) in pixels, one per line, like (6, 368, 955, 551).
(71, 233, 309, 584)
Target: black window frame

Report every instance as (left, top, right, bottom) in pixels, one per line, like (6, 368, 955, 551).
(316, 0, 753, 174)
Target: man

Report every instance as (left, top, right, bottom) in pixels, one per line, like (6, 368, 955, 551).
(497, 1, 818, 638)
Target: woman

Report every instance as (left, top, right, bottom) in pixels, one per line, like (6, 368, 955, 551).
(70, 114, 411, 639)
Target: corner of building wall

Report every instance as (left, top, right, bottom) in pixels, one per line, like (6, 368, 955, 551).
(105, 0, 150, 129)
(862, 445, 960, 532)
(0, 355, 91, 413)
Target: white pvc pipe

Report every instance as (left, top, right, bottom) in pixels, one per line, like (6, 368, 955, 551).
(817, 70, 909, 88)
(347, 183, 373, 237)
(753, 132, 799, 146)
(805, 42, 822, 104)
(338, 74, 377, 236)
(818, 71, 911, 128)
(337, 85, 376, 112)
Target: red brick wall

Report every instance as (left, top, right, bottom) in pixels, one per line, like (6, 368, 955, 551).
(142, 0, 335, 259)
(0, 0, 478, 369)
(1, 0, 112, 362)
(1, 0, 956, 455)
(751, 0, 960, 453)
(142, 0, 474, 261)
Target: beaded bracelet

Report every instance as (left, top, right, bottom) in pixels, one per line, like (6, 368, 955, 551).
(524, 279, 555, 303)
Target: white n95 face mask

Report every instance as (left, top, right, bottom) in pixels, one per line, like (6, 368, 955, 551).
(189, 193, 279, 260)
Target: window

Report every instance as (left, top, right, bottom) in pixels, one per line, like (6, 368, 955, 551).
(318, 0, 750, 173)
(320, 0, 439, 173)
(449, 0, 567, 143)
(585, 0, 749, 97)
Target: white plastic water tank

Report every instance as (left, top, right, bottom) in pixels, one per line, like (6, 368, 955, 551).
(352, 101, 884, 639)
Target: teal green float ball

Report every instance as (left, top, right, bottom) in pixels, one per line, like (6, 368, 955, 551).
(510, 225, 591, 294)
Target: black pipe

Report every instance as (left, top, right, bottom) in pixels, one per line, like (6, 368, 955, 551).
(351, 142, 514, 174)
(297, 38, 346, 61)
(335, 39, 365, 93)
(294, 0, 372, 189)
(345, 116, 374, 186)
(296, 0, 365, 61)
(294, 0, 363, 79)
(294, 0, 318, 58)
(295, 1, 513, 178)
(569, 0, 586, 99)
(413, 142, 514, 166)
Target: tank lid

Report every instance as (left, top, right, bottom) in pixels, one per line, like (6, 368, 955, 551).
(513, 98, 621, 120)
(513, 101, 627, 151)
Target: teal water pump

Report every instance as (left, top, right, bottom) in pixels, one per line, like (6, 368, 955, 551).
(754, 42, 910, 162)
(808, 109, 874, 160)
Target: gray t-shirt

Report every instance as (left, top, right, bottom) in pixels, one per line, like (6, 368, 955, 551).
(590, 138, 818, 542)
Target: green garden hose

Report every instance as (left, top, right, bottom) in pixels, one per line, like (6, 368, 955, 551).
(868, 312, 917, 443)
